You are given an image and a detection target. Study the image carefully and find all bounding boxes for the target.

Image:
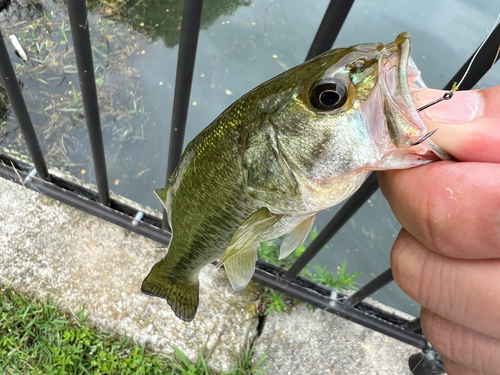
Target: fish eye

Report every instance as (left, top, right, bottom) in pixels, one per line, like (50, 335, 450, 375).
(309, 79, 348, 111)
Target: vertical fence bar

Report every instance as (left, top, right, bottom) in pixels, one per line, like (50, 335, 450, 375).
(344, 267, 394, 306)
(284, 172, 379, 281)
(305, 0, 355, 61)
(67, 0, 110, 206)
(444, 21, 500, 91)
(163, 0, 204, 229)
(405, 317, 422, 332)
(0, 32, 50, 181)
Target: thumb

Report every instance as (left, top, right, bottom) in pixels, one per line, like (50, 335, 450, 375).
(414, 87, 500, 163)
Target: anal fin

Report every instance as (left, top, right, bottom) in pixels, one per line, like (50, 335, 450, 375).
(141, 261, 199, 322)
(279, 214, 317, 259)
(224, 245, 258, 291)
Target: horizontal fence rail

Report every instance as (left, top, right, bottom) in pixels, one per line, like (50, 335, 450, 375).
(0, 152, 424, 348)
(0, 154, 171, 245)
(1, 1, 499, 371)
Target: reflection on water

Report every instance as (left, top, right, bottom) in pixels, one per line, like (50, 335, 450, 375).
(0, 0, 498, 316)
(0, 0, 254, 192)
(0, 86, 9, 125)
(88, 0, 251, 48)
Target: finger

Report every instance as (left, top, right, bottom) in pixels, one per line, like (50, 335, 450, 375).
(391, 229, 500, 338)
(443, 357, 494, 375)
(414, 87, 500, 163)
(378, 162, 500, 259)
(421, 308, 500, 375)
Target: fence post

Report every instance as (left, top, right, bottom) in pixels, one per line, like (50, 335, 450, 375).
(0, 32, 50, 181)
(163, 0, 204, 229)
(67, 0, 110, 206)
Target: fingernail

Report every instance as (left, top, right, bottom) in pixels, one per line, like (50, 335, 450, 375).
(415, 88, 484, 123)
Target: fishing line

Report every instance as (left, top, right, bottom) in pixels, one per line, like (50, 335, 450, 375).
(416, 11, 500, 113)
(409, 353, 426, 374)
(412, 12, 500, 146)
(455, 11, 500, 90)
(476, 37, 500, 88)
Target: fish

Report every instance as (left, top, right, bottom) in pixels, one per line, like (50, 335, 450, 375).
(141, 32, 448, 322)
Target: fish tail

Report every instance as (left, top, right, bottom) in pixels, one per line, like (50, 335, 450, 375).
(141, 261, 199, 322)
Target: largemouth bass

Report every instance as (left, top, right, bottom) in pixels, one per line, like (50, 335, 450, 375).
(141, 32, 447, 322)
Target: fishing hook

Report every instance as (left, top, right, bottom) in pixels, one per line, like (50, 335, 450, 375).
(409, 128, 439, 146)
(409, 91, 454, 146)
(416, 90, 454, 112)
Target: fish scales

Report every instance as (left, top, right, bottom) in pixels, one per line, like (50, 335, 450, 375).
(141, 32, 448, 321)
(166, 99, 261, 274)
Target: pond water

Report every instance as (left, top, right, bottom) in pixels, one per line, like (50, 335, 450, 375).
(1, 0, 498, 316)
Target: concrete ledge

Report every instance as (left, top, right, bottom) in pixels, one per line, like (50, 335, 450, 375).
(254, 304, 419, 375)
(0, 173, 423, 374)
(0, 176, 260, 371)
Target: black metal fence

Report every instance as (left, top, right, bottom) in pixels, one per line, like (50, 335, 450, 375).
(0, 1, 499, 373)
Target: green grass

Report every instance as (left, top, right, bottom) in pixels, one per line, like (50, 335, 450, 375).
(259, 227, 361, 291)
(302, 259, 361, 291)
(0, 287, 269, 375)
(258, 227, 321, 268)
(258, 228, 361, 314)
(259, 289, 294, 316)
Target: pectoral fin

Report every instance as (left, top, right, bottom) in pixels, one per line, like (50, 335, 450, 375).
(219, 207, 282, 266)
(224, 244, 259, 291)
(279, 214, 317, 259)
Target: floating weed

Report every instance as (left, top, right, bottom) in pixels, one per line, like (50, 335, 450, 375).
(60, 19, 67, 44)
(0, 0, 150, 181)
(19, 30, 26, 46)
(71, 85, 78, 106)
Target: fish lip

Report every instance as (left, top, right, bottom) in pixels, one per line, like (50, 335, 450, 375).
(379, 32, 428, 148)
(392, 32, 426, 110)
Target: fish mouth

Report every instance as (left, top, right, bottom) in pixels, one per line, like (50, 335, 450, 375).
(379, 32, 428, 148)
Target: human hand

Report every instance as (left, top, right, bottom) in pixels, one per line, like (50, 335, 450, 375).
(377, 86, 500, 375)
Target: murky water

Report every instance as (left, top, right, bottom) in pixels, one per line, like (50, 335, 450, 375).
(1, 0, 498, 315)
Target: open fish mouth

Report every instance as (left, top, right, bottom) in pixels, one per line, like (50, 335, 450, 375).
(379, 32, 429, 148)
